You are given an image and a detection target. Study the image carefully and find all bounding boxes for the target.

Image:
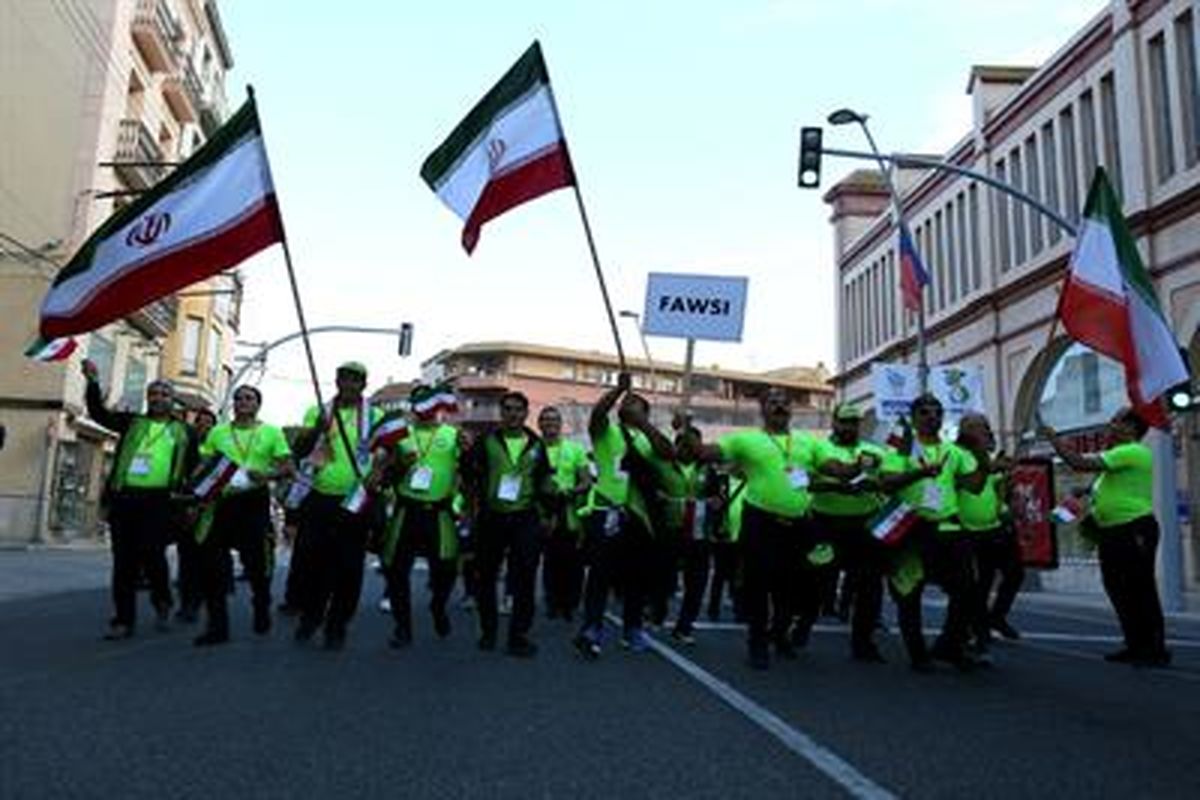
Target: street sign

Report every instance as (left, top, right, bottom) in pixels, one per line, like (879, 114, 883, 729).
(641, 272, 749, 342)
(398, 322, 413, 357)
(870, 362, 985, 425)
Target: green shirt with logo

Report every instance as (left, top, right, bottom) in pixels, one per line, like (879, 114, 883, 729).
(882, 439, 977, 524)
(717, 429, 816, 519)
(201, 422, 292, 477)
(122, 420, 184, 489)
(811, 437, 886, 517)
(395, 423, 459, 503)
(302, 403, 383, 497)
(1093, 442, 1154, 528)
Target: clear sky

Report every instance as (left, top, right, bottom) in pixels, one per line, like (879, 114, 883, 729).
(219, 0, 1104, 422)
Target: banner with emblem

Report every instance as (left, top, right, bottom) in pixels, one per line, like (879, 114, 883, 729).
(38, 97, 282, 338)
(870, 362, 985, 427)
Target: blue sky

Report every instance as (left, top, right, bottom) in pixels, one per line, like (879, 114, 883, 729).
(220, 0, 1103, 422)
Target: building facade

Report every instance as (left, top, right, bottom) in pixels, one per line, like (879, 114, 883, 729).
(407, 341, 832, 440)
(826, 0, 1200, 590)
(0, 0, 235, 543)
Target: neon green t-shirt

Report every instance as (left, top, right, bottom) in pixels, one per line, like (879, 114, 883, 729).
(717, 429, 816, 519)
(201, 422, 292, 477)
(1093, 442, 1153, 528)
(302, 403, 383, 497)
(590, 421, 630, 507)
(123, 421, 178, 489)
(958, 473, 1003, 531)
(882, 439, 977, 523)
(395, 423, 459, 503)
(810, 438, 886, 517)
(547, 439, 588, 493)
(724, 476, 747, 542)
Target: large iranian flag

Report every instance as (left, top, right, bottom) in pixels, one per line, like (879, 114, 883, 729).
(39, 98, 282, 339)
(1057, 168, 1188, 427)
(420, 41, 575, 254)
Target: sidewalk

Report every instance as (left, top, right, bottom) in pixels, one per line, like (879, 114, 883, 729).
(0, 545, 110, 603)
(1018, 588, 1200, 624)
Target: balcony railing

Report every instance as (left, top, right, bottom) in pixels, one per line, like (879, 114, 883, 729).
(113, 119, 166, 190)
(126, 295, 179, 339)
(131, 0, 180, 73)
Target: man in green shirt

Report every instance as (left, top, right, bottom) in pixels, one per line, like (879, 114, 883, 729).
(538, 406, 592, 622)
(465, 391, 553, 657)
(290, 362, 382, 650)
(193, 385, 294, 646)
(573, 373, 674, 658)
(797, 403, 888, 662)
(176, 407, 217, 624)
(378, 384, 464, 648)
(664, 425, 719, 645)
(878, 394, 982, 672)
(84, 360, 194, 640)
(706, 470, 746, 623)
(1041, 407, 1169, 667)
(701, 386, 823, 670)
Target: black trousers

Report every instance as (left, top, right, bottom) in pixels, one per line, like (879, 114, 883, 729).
(542, 532, 584, 617)
(476, 508, 542, 643)
(798, 512, 883, 653)
(387, 503, 458, 636)
(647, 533, 678, 626)
(974, 526, 1025, 626)
(283, 507, 314, 610)
(740, 504, 806, 654)
(1097, 515, 1167, 657)
(107, 491, 174, 628)
(297, 492, 368, 635)
(580, 510, 655, 635)
(175, 526, 203, 614)
(707, 540, 742, 619)
(673, 537, 712, 636)
(888, 522, 973, 663)
(199, 489, 272, 636)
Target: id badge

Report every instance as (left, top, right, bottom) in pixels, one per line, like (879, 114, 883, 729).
(691, 501, 708, 540)
(603, 508, 621, 537)
(921, 482, 943, 510)
(788, 468, 810, 490)
(497, 473, 522, 501)
(229, 469, 252, 491)
(128, 455, 152, 477)
(409, 466, 434, 491)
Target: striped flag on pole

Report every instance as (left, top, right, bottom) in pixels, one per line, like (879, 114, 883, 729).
(898, 223, 930, 312)
(369, 414, 410, 451)
(23, 336, 78, 362)
(192, 455, 241, 502)
(868, 497, 920, 545)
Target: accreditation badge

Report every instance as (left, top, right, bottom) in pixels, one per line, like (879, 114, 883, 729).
(497, 473, 522, 502)
(128, 455, 152, 477)
(788, 467, 810, 490)
(409, 466, 434, 491)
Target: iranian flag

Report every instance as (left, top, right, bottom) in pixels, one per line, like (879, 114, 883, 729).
(370, 414, 410, 450)
(868, 498, 920, 546)
(1057, 169, 1188, 427)
(39, 97, 282, 339)
(421, 41, 575, 253)
(192, 455, 241, 502)
(24, 336, 78, 362)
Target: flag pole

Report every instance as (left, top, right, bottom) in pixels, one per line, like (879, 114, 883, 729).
(246, 85, 327, 416)
(539, 62, 627, 371)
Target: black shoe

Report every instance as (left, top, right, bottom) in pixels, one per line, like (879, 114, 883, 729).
(323, 628, 346, 650)
(433, 610, 451, 639)
(573, 628, 602, 660)
(478, 632, 497, 652)
(294, 621, 318, 644)
(102, 622, 133, 641)
(253, 609, 272, 635)
(930, 641, 974, 671)
(789, 624, 811, 649)
(506, 636, 538, 658)
(174, 606, 199, 624)
(852, 644, 887, 664)
(193, 630, 229, 647)
(154, 606, 171, 633)
(1132, 649, 1172, 668)
(1104, 648, 1137, 663)
(389, 627, 412, 649)
(990, 617, 1021, 640)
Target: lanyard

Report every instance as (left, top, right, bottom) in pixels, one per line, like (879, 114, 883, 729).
(413, 426, 438, 458)
(136, 421, 171, 455)
(769, 432, 793, 467)
(501, 432, 528, 469)
(230, 423, 260, 464)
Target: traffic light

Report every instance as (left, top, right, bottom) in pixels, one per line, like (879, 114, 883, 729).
(398, 322, 413, 357)
(798, 127, 823, 188)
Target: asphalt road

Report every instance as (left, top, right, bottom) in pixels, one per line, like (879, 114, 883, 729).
(2, 552, 1198, 799)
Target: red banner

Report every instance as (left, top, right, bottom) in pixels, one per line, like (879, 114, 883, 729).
(1009, 458, 1059, 569)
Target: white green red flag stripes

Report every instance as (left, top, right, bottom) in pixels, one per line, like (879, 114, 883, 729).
(24, 336, 77, 362)
(421, 41, 575, 254)
(411, 383, 458, 417)
(191, 455, 241, 502)
(39, 97, 282, 339)
(1051, 494, 1087, 524)
(370, 414, 410, 450)
(1058, 168, 1188, 427)
(868, 498, 920, 546)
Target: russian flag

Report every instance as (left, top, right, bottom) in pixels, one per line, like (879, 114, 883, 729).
(898, 223, 930, 312)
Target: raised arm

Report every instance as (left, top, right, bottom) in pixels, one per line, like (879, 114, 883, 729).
(589, 372, 631, 438)
(82, 360, 129, 434)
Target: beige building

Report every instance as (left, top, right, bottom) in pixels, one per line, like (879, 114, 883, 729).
(825, 0, 1200, 591)
(0, 0, 235, 543)
(410, 341, 833, 440)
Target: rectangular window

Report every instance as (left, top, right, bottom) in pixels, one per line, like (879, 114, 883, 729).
(841, 283, 850, 361)
(1149, 35, 1176, 182)
(873, 262, 883, 347)
(1060, 107, 1080, 225)
(119, 358, 146, 411)
(1080, 89, 1099, 187)
(1176, 10, 1200, 167)
(994, 160, 1012, 272)
(886, 251, 896, 338)
(969, 184, 982, 290)
(88, 334, 116, 396)
(1025, 136, 1043, 255)
(206, 327, 221, 384)
(1042, 122, 1061, 246)
(181, 316, 202, 375)
(944, 202, 958, 304)
(1100, 73, 1123, 195)
(956, 193, 970, 294)
(1010, 147, 1027, 266)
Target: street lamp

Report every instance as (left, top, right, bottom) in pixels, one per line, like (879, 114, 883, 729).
(828, 106, 929, 392)
(618, 310, 658, 396)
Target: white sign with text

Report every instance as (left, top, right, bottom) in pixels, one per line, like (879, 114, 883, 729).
(641, 272, 749, 342)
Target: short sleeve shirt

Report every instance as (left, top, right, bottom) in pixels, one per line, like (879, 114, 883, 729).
(810, 438, 886, 517)
(717, 429, 816, 519)
(881, 439, 977, 522)
(958, 473, 1002, 531)
(546, 439, 588, 494)
(1093, 442, 1153, 528)
(123, 421, 179, 489)
(395, 423, 459, 502)
(302, 403, 383, 497)
(201, 422, 291, 475)
(590, 421, 630, 507)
